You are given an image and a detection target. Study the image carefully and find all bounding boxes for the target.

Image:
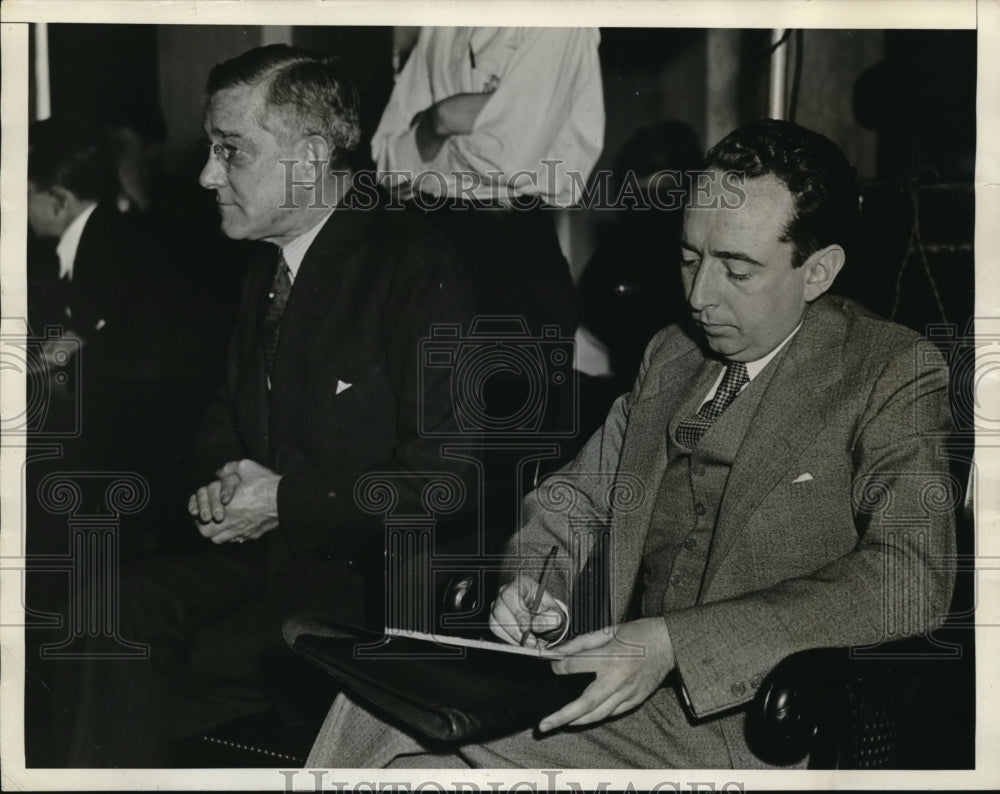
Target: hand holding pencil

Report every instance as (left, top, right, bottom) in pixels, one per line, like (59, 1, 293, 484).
(489, 546, 568, 649)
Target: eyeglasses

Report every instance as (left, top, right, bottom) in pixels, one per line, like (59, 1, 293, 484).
(203, 141, 238, 173)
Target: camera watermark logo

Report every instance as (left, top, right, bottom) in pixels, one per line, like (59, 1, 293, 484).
(419, 317, 577, 439)
(918, 321, 1000, 436)
(1, 320, 81, 437)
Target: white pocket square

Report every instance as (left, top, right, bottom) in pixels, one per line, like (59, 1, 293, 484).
(792, 472, 814, 484)
(336, 380, 353, 395)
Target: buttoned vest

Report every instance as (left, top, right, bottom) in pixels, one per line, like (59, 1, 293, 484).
(639, 351, 787, 617)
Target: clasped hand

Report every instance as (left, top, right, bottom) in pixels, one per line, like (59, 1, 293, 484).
(188, 459, 280, 544)
(490, 577, 676, 733)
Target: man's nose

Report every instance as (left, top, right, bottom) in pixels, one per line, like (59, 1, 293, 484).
(199, 153, 227, 190)
(687, 261, 718, 312)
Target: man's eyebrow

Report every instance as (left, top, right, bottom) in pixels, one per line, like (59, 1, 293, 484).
(711, 249, 764, 267)
(678, 242, 763, 268)
(208, 128, 248, 141)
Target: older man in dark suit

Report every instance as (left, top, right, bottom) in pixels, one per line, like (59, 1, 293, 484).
(305, 120, 957, 769)
(58, 45, 476, 767)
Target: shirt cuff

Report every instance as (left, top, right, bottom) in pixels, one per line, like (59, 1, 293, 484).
(540, 596, 572, 648)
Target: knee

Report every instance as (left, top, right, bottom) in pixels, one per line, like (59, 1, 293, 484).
(115, 557, 188, 636)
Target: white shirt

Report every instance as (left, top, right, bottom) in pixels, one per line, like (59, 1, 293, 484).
(372, 27, 605, 207)
(699, 322, 803, 407)
(265, 210, 334, 390)
(55, 201, 97, 281)
(278, 209, 334, 282)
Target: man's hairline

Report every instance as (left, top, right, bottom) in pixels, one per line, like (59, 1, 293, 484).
(682, 170, 806, 269)
(207, 75, 309, 148)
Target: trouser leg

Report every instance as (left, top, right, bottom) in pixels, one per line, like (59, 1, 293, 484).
(306, 688, 736, 769)
(54, 545, 268, 767)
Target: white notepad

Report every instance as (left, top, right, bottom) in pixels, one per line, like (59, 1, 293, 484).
(384, 627, 566, 659)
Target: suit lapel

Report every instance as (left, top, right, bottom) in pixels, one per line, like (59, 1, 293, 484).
(67, 204, 109, 327)
(703, 299, 846, 589)
(270, 198, 371, 382)
(610, 340, 711, 621)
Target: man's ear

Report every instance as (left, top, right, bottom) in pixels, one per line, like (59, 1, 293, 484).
(802, 244, 845, 302)
(301, 134, 331, 178)
(49, 185, 73, 213)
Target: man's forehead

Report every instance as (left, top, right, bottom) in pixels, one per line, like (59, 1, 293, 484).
(682, 174, 796, 249)
(203, 82, 270, 135)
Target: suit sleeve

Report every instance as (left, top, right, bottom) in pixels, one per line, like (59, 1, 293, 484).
(502, 329, 668, 606)
(189, 271, 257, 487)
(663, 341, 957, 718)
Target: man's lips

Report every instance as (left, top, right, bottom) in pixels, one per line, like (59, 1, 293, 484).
(695, 319, 732, 332)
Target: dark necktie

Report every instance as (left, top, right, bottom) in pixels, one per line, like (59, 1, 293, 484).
(262, 252, 293, 374)
(675, 362, 750, 448)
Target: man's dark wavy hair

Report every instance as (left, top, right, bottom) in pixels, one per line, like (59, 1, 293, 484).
(704, 119, 859, 268)
(207, 44, 361, 168)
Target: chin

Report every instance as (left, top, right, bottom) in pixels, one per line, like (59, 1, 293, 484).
(705, 338, 751, 361)
(219, 219, 252, 240)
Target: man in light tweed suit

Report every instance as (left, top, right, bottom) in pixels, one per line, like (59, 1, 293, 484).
(305, 120, 957, 768)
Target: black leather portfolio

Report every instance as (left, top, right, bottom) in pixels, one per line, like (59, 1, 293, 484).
(288, 620, 594, 745)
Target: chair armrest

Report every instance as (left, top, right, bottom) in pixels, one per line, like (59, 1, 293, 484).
(745, 637, 939, 769)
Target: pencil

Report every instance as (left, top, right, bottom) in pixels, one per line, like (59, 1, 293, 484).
(520, 545, 559, 647)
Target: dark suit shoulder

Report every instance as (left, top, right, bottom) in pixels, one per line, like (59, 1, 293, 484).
(370, 202, 462, 268)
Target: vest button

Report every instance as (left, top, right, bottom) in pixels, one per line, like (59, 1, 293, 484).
(670, 574, 683, 587)
(693, 465, 705, 477)
(683, 537, 697, 550)
(694, 502, 706, 516)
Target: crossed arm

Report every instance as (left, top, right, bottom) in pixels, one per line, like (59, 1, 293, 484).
(412, 92, 492, 161)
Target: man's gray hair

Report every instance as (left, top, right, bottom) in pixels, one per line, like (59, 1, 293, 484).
(207, 44, 361, 167)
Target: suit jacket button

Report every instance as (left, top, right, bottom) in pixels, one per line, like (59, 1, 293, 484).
(694, 502, 706, 516)
(731, 681, 746, 697)
(670, 574, 683, 587)
(346, 558, 355, 568)
(327, 491, 337, 499)
(693, 465, 705, 477)
(750, 675, 763, 689)
(683, 537, 697, 550)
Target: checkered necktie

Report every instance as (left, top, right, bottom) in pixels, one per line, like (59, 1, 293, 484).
(675, 362, 750, 448)
(262, 251, 293, 374)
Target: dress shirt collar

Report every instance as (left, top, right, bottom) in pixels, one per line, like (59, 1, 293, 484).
(278, 209, 334, 281)
(700, 320, 803, 407)
(55, 201, 97, 281)
(743, 320, 803, 381)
